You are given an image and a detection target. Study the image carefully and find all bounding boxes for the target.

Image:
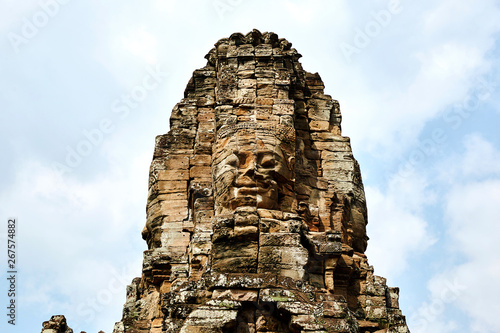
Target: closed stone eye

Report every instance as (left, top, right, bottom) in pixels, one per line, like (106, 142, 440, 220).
(259, 154, 275, 168)
(227, 153, 238, 167)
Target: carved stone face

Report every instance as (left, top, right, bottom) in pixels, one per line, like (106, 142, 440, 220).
(213, 132, 294, 214)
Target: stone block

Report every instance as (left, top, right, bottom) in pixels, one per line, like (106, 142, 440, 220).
(386, 287, 400, 308)
(190, 166, 212, 180)
(157, 180, 188, 194)
(162, 155, 190, 170)
(365, 305, 388, 321)
(291, 315, 324, 331)
(310, 120, 330, 131)
(273, 103, 294, 115)
(255, 97, 274, 105)
(259, 233, 301, 247)
(212, 289, 258, 302)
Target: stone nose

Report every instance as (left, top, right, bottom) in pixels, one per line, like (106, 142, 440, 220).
(241, 161, 255, 176)
(236, 157, 256, 186)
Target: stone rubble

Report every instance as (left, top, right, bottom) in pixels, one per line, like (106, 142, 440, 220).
(41, 315, 74, 333)
(41, 315, 107, 333)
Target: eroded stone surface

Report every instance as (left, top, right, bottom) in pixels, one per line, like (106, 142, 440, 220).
(41, 315, 107, 333)
(113, 30, 411, 333)
(41, 315, 74, 333)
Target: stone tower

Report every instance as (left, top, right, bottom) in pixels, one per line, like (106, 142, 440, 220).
(113, 30, 411, 333)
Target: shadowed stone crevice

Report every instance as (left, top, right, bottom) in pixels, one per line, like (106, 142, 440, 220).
(221, 301, 298, 333)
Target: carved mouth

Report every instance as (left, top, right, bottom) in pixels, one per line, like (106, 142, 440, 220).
(236, 187, 267, 195)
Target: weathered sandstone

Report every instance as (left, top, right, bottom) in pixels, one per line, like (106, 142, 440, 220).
(43, 30, 411, 333)
(114, 29, 411, 333)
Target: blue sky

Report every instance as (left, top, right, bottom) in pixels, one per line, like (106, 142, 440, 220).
(1, 1, 500, 332)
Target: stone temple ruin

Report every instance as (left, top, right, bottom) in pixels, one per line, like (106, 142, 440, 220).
(42, 30, 411, 333)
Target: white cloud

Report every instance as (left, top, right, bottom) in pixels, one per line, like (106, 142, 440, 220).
(437, 134, 500, 184)
(121, 27, 159, 65)
(446, 179, 500, 262)
(411, 136, 500, 332)
(415, 180, 500, 333)
(410, 270, 465, 333)
(154, 0, 179, 13)
(334, 0, 500, 156)
(460, 134, 500, 178)
(284, 0, 320, 23)
(365, 174, 435, 280)
(0, 0, 41, 31)
(0, 153, 147, 331)
(423, 0, 500, 42)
